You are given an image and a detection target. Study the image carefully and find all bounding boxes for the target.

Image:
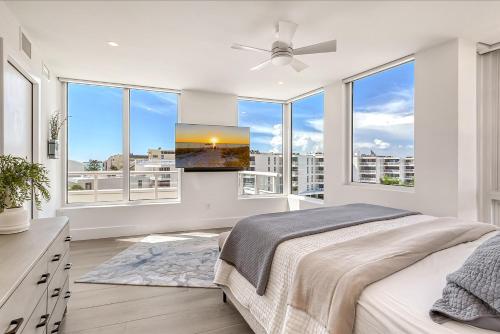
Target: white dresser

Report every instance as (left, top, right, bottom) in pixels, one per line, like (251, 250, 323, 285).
(0, 217, 71, 334)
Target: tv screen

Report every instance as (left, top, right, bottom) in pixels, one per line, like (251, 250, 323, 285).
(175, 123, 250, 171)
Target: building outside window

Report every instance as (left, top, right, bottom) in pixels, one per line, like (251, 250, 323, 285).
(66, 83, 179, 204)
(238, 99, 283, 196)
(350, 60, 415, 187)
(291, 92, 325, 200)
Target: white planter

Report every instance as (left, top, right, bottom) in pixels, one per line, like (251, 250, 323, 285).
(0, 207, 30, 234)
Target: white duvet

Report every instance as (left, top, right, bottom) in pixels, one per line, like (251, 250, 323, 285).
(213, 214, 498, 334)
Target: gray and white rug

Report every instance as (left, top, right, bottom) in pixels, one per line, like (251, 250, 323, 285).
(76, 232, 221, 288)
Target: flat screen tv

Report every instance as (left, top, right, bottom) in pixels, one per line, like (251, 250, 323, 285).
(175, 123, 250, 171)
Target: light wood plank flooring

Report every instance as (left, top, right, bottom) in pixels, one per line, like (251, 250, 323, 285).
(60, 230, 253, 334)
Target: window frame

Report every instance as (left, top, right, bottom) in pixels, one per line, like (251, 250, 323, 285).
(62, 80, 181, 207)
(236, 97, 287, 199)
(345, 55, 415, 190)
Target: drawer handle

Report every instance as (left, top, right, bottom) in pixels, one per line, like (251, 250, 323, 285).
(64, 291, 72, 299)
(5, 318, 23, 334)
(51, 254, 61, 262)
(65, 236, 71, 242)
(37, 273, 50, 285)
(51, 288, 61, 298)
(64, 263, 72, 270)
(36, 314, 49, 328)
(50, 321, 61, 334)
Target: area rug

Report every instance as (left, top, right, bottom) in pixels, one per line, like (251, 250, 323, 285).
(76, 232, 221, 288)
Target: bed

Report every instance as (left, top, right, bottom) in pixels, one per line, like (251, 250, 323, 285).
(214, 210, 498, 334)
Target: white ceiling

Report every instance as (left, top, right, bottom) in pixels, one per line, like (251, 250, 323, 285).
(6, 1, 500, 100)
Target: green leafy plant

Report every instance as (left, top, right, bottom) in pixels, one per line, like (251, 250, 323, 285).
(49, 112, 68, 141)
(69, 184, 84, 191)
(380, 175, 401, 186)
(0, 155, 50, 213)
(85, 160, 102, 171)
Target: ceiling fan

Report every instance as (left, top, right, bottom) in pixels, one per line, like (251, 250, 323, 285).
(231, 21, 337, 72)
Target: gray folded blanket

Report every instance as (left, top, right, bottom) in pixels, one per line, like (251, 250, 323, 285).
(219, 203, 418, 295)
(430, 232, 500, 331)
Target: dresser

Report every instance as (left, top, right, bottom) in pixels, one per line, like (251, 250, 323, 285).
(0, 217, 71, 334)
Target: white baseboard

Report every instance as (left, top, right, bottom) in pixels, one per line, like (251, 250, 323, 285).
(70, 216, 244, 241)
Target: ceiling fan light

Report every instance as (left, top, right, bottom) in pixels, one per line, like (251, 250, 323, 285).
(271, 54, 292, 66)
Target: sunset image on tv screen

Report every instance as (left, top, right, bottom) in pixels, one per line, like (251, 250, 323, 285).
(175, 124, 250, 170)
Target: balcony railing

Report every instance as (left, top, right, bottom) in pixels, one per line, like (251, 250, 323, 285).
(67, 170, 179, 203)
(238, 171, 282, 196)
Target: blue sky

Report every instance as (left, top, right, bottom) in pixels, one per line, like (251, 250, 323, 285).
(68, 61, 413, 163)
(238, 92, 325, 155)
(68, 83, 177, 162)
(238, 100, 283, 153)
(353, 61, 414, 157)
(291, 92, 324, 154)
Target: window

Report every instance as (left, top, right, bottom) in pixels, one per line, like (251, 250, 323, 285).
(66, 83, 179, 204)
(291, 92, 324, 200)
(238, 99, 283, 196)
(67, 84, 123, 203)
(350, 60, 415, 187)
(129, 89, 178, 201)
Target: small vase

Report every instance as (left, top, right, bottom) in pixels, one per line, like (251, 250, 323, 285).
(0, 207, 30, 234)
(48, 139, 59, 159)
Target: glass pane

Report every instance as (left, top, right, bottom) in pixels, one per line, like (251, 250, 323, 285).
(129, 89, 179, 200)
(67, 83, 123, 203)
(238, 100, 283, 196)
(291, 92, 324, 200)
(352, 61, 415, 187)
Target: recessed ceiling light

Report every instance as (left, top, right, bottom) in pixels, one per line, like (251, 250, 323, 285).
(107, 41, 119, 47)
(277, 81, 284, 85)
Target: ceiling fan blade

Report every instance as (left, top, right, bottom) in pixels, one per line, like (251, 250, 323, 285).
(231, 44, 271, 54)
(276, 21, 297, 45)
(290, 58, 308, 72)
(250, 59, 272, 71)
(294, 40, 337, 55)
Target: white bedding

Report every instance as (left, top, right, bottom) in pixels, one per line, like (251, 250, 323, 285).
(355, 231, 497, 334)
(214, 214, 498, 334)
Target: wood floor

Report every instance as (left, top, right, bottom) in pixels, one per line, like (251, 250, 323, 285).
(60, 230, 254, 334)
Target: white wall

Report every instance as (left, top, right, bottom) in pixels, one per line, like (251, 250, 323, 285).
(59, 90, 288, 240)
(0, 2, 62, 218)
(322, 38, 478, 219)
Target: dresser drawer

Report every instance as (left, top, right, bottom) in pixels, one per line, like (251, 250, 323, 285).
(47, 225, 70, 282)
(47, 251, 70, 314)
(47, 279, 68, 334)
(22, 291, 47, 334)
(0, 251, 50, 334)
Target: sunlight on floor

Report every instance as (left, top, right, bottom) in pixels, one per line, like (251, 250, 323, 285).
(117, 235, 191, 243)
(178, 232, 220, 238)
(116, 231, 220, 243)
(140, 235, 191, 243)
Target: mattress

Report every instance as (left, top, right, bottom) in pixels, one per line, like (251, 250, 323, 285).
(214, 214, 498, 334)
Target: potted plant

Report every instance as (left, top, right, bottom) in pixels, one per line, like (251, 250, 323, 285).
(0, 155, 50, 234)
(48, 111, 67, 159)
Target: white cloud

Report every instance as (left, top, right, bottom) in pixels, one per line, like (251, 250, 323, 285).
(248, 124, 278, 135)
(354, 138, 391, 151)
(353, 92, 414, 141)
(354, 111, 413, 129)
(247, 124, 283, 153)
(307, 118, 324, 132)
(293, 130, 323, 154)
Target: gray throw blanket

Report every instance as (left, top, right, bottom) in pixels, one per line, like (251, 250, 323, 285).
(219, 203, 418, 295)
(430, 233, 500, 331)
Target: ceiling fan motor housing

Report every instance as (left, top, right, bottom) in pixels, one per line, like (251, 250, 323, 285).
(271, 41, 293, 66)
